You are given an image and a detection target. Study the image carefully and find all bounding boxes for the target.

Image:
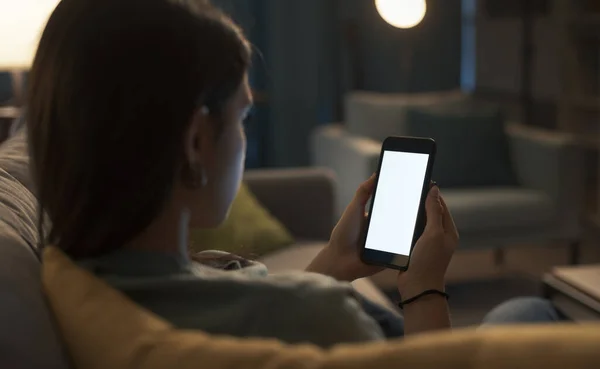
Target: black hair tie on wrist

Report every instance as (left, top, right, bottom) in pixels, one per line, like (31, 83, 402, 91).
(397, 289, 449, 310)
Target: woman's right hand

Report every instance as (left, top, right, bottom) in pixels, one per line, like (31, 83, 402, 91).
(397, 185, 459, 298)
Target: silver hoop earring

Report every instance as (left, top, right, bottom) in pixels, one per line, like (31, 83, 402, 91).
(199, 166, 208, 187)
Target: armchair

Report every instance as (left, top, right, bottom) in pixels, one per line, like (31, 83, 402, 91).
(311, 92, 584, 265)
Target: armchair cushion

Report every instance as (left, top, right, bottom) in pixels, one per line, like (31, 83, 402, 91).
(344, 90, 468, 142)
(444, 187, 556, 234)
(189, 183, 294, 259)
(405, 104, 517, 188)
(244, 168, 336, 241)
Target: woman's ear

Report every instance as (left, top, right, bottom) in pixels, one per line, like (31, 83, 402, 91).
(184, 106, 211, 165)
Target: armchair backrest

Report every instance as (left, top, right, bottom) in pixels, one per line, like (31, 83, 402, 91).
(344, 90, 470, 142)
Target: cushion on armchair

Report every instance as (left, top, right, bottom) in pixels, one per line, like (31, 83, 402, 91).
(344, 90, 469, 142)
(189, 183, 294, 258)
(444, 188, 556, 234)
(406, 103, 517, 188)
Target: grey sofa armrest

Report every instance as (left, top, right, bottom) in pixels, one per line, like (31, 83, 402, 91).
(507, 124, 584, 237)
(243, 168, 336, 240)
(311, 125, 381, 216)
(0, 129, 70, 369)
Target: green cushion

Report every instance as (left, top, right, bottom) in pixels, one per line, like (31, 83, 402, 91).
(405, 103, 517, 188)
(189, 184, 294, 258)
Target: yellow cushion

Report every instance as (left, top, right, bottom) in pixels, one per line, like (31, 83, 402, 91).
(43, 246, 600, 369)
(189, 183, 294, 258)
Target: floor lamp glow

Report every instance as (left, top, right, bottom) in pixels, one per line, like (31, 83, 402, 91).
(0, 0, 60, 106)
(375, 0, 427, 92)
(375, 0, 427, 29)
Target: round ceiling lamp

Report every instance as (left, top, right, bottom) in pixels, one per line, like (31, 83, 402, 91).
(375, 0, 427, 29)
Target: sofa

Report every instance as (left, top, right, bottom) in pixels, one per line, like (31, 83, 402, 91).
(312, 91, 584, 266)
(0, 130, 395, 369)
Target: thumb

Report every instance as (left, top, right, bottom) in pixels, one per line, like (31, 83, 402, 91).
(424, 186, 443, 232)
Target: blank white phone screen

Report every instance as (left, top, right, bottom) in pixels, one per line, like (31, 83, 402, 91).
(365, 151, 430, 256)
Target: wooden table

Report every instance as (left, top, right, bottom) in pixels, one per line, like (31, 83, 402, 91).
(543, 265, 600, 321)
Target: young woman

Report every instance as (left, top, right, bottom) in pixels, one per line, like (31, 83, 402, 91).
(27, 0, 459, 347)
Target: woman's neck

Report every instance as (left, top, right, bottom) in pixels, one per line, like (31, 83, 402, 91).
(126, 205, 190, 259)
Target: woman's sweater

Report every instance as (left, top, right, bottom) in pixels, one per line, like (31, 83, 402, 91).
(79, 249, 384, 347)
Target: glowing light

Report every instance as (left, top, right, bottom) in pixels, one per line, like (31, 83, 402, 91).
(0, 0, 61, 69)
(375, 0, 427, 29)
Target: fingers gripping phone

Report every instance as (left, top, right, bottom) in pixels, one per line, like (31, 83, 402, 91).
(360, 136, 436, 271)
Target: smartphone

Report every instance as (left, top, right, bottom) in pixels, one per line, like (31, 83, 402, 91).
(360, 136, 436, 271)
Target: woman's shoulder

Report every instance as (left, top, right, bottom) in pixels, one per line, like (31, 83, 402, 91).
(174, 270, 384, 346)
(242, 272, 385, 346)
(84, 253, 385, 346)
(231, 271, 368, 322)
(191, 267, 364, 321)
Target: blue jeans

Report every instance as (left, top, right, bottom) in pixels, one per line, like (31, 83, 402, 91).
(358, 296, 404, 338)
(480, 297, 568, 326)
(359, 296, 566, 338)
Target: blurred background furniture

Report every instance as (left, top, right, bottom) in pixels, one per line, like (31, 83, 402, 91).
(553, 1, 600, 231)
(543, 264, 600, 322)
(311, 90, 584, 265)
(0, 106, 20, 143)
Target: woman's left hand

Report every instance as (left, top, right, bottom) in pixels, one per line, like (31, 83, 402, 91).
(306, 175, 384, 282)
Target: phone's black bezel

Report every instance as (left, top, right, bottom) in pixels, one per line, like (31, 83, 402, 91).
(360, 136, 437, 271)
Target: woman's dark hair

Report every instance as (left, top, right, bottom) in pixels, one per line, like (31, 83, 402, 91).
(27, 0, 251, 259)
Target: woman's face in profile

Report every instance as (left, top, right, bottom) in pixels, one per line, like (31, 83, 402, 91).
(193, 74, 253, 227)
